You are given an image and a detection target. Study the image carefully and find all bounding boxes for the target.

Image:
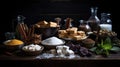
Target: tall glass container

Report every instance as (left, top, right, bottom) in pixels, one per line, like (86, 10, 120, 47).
(87, 7, 100, 32)
(15, 15, 26, 40)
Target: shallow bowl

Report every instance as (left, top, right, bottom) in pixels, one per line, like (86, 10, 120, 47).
(41, 40, 65, 50)
(21, 45, 44, 56)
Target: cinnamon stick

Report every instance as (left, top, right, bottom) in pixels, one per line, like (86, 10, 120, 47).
(19, 23, 27, 41)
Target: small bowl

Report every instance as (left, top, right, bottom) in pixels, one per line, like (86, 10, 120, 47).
(4, 45, 24, 51)
(81, 38, 95, 48)
(21, 45, 44, 56)
(3, 40, 24, 52)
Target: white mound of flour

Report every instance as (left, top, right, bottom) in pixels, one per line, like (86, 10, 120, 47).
(41, 37, 64, 45)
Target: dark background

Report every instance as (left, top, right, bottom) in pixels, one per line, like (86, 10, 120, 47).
(0, 0, 120, 66)
(0, 0, 118, 43)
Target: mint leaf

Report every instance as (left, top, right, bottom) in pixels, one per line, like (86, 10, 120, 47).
(110, 46, 120, 52)
(102, 44, 112, 50)
(89, 47, 97, 52)
(104, 37, 112, 45)
(102, 37, 112, 50)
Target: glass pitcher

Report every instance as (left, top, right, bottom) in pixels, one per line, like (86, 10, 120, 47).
(87, 7, 100, 32)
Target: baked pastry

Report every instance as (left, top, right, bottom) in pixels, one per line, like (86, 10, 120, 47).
(58, 30, 67, 34)
(35, 21, 59, 28)
(35, 20, 49, 28)
(58, 30, 67, 38)
(36, 20, 48, 25)
(58, 34, 66, 38)
(73, 35, 82, 40)
(66, 27, 78, 34)
(48, 22, 58, 27)
(77, 31, 85, 36)
(58, 27, 87, 40)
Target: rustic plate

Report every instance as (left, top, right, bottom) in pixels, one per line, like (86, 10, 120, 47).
(62, 36, 88, 41)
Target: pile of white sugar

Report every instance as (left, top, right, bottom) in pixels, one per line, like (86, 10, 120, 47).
(41, 37, 64, 45)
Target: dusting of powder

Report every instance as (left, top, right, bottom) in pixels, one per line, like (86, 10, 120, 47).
(42, 37, 64, 45)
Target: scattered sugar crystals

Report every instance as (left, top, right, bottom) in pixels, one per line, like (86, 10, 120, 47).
(36, 45, 80, 59)
(41, 37, 64, 45)
(36, 53, 80, 59)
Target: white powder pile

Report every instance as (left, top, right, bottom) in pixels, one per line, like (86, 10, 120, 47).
(41, 37, 64, 45)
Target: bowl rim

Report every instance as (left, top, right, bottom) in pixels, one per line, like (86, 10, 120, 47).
(41, 40, 65, 46)
(21, 45, 44, 52)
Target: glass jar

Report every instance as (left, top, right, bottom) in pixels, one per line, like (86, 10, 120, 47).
(87, 7, 100, 32)
(100, 13, 112, 31)
(78, 20, 91, 33)
(15, 15, 26, 40)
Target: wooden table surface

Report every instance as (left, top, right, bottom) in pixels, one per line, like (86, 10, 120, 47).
(0, 44, 120, 67)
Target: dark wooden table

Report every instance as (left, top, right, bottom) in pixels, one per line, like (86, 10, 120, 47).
(0, 44, 120, 67)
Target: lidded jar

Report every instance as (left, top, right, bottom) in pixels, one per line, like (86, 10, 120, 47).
(100, 13, 112, 31)
(87, 7, 100, 32)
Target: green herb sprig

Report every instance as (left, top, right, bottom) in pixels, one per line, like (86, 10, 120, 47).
(90, 37, 120, 57)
